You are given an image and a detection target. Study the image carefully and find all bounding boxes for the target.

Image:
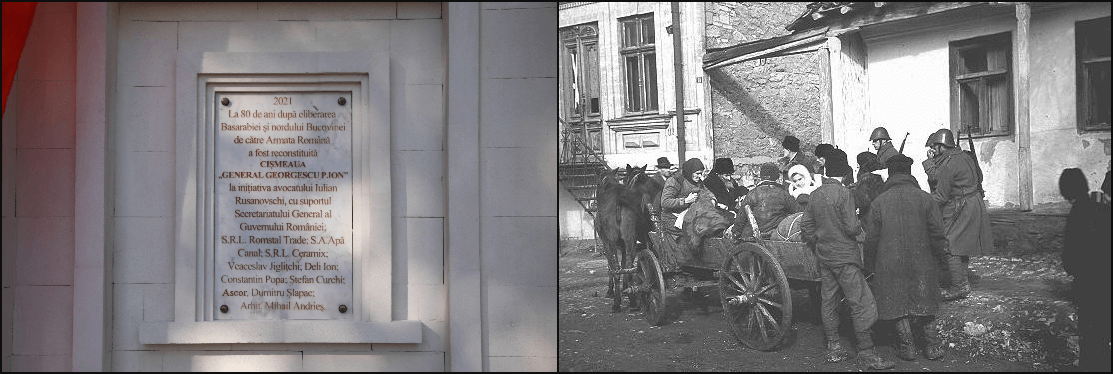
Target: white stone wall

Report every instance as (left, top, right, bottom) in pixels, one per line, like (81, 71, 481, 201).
(109, 2, 448, 370)
(6, 2, 558, 372)
(476, 3, 558, 371)
(1026, 4, 1111, 205)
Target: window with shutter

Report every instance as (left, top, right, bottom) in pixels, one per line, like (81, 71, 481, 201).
(1076, 16, 1111, 132)
(949, 32, 1013, 138)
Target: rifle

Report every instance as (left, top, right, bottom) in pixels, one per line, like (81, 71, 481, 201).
(957, 129, 985, 194)
(898, 132, 910, 153)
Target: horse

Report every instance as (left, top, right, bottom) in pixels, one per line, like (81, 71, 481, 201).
(622, 164, 659, 235)
(594, 166, 647, 312)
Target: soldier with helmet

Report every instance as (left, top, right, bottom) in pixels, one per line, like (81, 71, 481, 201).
(870, 127, 901, 167)
(924, 129, 994, 301)
(922, 131, 943, 192)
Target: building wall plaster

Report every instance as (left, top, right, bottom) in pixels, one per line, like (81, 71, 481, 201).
(862, 3, 1110, 208)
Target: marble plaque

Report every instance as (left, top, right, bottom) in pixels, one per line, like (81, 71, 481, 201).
(214, 92, 353, 320)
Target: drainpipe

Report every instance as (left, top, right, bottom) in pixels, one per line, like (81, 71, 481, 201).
(1016, 3, 1032, 210)
(672, 2, 686, 162)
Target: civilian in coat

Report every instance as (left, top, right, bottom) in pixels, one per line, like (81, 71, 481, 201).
(660, 158, 703, 231)
(865, 155, 949, 362)
(779, 135, 818, 177)
(648, 157, 677, 221)
(827, 148, 855, 186)
(814, 143, 836, 177)
(705, 157, 743, 211)
(660, 158, 707, 264)
(1058, 168, 1111, 372)
(801, 156, 895, 370)
(852, 151, 886, 221)
(731, 163, 800, 241)
(927, 130, 993, 301)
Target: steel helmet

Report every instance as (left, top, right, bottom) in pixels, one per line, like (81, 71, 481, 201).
(869, 127, 891, 141)
(928, 129, 957, 147)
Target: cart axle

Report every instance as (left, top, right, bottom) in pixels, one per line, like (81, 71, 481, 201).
(727, 293, 756, 306)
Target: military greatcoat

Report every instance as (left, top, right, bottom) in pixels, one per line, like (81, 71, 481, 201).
(931, 147, 994, 256)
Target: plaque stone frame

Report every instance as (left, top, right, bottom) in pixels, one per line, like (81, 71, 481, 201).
(140, 52, 421, 344)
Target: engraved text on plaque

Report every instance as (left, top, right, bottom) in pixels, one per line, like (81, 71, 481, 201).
(214, 92, 353, 320)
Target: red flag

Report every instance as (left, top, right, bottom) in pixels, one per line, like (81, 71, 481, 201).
(3, 2, 38, 115)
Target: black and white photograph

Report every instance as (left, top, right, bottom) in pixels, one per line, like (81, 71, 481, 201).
(558, 2, 1110, 372)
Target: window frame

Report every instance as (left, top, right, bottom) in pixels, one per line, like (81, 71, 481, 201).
(948, 32, 1014, 139)
(559, 23, 601, 121)
(1075, 16, 1111, 133)
(618, 13, 659, 115)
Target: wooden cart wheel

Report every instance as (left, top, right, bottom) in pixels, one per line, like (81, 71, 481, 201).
(632, 249, 668, 326)
(719, 242, 793, 351)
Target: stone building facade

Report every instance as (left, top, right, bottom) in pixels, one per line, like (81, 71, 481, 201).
(705, 2, 823, 170)
(558, 2, 714, 169)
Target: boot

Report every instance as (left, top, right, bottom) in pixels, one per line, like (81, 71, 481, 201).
(919, 317, 946, 360)
(941, 283, 970, 301)
(857, 348, 896, 370)
(825, 339, 850, 363)
(941, 255, 970, 301)
(894, 318, 918, 361)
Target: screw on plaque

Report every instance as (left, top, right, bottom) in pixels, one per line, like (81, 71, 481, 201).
(221, 97, 230, 106)
(220, 305, 229, 313)
(338, 97, 346, 106)
(339, 305, 348, 313)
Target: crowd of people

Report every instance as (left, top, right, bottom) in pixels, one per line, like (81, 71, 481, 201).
(642, 127, 1111, 371)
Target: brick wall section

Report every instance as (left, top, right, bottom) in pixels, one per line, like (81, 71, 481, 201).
(705, 2, 822, 171)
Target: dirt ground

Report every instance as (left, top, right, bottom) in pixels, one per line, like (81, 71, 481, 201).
(558, 241, 1070, 372)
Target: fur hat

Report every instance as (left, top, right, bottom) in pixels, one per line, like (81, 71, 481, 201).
(826, 149, 848, 166)
(712, 157, 735, 175)
(825, 149, 852, 177)
(759, 163, 781, 181)
(856, 151, 881, 173)
(886, 154, 914, 175)
(815, 143, 835, 159)
(782, 135, 801, 153)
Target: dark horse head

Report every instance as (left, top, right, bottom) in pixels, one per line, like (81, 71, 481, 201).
(623, 164, 663, 232)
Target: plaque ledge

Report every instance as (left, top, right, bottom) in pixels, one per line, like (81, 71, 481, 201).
(139, 320, 422, 344)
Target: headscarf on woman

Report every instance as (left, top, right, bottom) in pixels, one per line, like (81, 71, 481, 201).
(682, 158, 706, 185)
(787, 164, 819, 199)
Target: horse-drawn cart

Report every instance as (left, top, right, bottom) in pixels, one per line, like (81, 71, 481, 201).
(614, 205, 821, 352)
